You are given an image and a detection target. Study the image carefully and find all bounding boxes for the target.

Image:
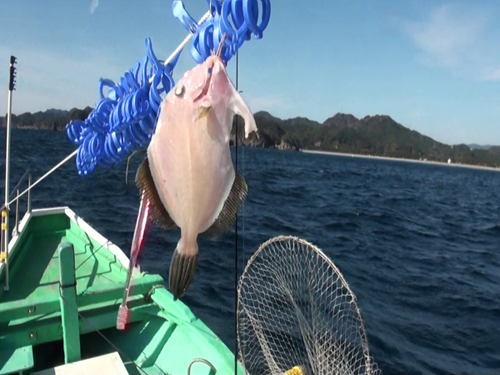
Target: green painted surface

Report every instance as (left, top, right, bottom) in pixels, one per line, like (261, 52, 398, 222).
(57, 242, 81, 363)
(0, 345, 33, 374)
(0, 209, 244, 375)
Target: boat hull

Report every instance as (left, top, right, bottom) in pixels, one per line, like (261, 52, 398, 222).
(0, 207, 243, 375)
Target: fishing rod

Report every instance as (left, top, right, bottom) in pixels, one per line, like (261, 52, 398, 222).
(4, 7, 214, 206)
(1, 55, 17, 292)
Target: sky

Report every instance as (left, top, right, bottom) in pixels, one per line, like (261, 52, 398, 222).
(1, 0, 500, 145)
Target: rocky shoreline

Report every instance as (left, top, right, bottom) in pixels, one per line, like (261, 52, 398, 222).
(2, 107, 500, 168)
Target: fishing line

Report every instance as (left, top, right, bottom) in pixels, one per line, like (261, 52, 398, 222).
(233, 48, 239, 375)
(6, 168, 30, 200)
(58, 291, 167, 375)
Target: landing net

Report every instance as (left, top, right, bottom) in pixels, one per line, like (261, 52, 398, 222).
(237, 235, 382, 375)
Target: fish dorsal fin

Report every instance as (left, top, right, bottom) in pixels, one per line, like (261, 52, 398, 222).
(203, 172, 248, 237)
(135, 157, 177, 230)
(126, 148, 147, 185)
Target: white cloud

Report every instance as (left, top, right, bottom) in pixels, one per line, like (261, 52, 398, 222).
(482, 67, 500, 82)
(403, 3, 500, 81)
(90, 0, 99, 14)
(246, 94, 289, 114)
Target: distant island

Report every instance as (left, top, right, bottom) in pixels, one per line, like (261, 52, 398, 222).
(1, 107, 500, 168)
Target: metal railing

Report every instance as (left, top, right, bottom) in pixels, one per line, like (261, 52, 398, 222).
(10, 171, 32, 237)
(1, 169, 32, 291)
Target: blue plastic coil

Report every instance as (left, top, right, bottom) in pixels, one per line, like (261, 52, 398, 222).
(66, 0, 271, 175)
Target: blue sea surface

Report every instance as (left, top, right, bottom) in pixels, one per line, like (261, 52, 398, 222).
(0, 128, 499, 375)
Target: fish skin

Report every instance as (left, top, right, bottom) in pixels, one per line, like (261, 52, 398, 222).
(146, 54, 257, 298)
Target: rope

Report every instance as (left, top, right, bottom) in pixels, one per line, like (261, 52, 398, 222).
(60, 289, 219, 375)
(6, 149, 78, 207)
(59, 290, 169, 375)
(5, 10, 213, 207)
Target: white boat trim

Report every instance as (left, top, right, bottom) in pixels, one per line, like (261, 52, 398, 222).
(32, 351, 129, 375)
(0, 206, 130, 277)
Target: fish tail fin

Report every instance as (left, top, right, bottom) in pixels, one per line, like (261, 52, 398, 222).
(169, 242, 199, 300)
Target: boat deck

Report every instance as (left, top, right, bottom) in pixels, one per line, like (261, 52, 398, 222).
(1, 212, 135, 305)
(0, 208, 242, 375)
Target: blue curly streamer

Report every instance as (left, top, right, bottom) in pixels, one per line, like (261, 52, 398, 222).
(67, 0, 271, 176)
(176, 0, 271, 64)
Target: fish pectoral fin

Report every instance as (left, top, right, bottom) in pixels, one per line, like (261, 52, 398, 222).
(231, 86, 258, 138)
(197, 106, 212, 120)
(169, 249, 199, 300)
(135, 157, 177, 230)
(202, 172, 248, 237)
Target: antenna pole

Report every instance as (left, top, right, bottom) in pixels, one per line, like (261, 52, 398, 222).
(2, 56, 16, 291)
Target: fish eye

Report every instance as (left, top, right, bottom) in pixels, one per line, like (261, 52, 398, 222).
(175, 84, 185, 96)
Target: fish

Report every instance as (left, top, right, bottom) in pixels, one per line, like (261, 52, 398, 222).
(135, 45, 258, 300)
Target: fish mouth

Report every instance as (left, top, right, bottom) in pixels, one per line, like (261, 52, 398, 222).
(198, 61, 214, 101)
(193, 56, 224, 102)
(193, 34, 227, 102)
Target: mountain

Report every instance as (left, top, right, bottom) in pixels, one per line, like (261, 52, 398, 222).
(0, 107, 93, 131)
(2, 107, 500, 168)
(468, 144, 494, 150)
(323, 113, 358, 128)
(233, 112, 500, 167)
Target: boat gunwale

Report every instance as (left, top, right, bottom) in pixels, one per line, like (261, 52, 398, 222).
(0, 206, 130, 279)
(0, 205, 245, 374)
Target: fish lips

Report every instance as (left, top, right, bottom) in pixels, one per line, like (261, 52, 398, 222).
(193, 57, 226, 103)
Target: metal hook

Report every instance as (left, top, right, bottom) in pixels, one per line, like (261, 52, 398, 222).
(187, 358, 217, 375)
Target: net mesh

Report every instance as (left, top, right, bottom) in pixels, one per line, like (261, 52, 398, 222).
(237, 236, 382, 375)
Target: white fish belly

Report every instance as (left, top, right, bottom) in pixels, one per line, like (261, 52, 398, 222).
(147, 105, 235, 238)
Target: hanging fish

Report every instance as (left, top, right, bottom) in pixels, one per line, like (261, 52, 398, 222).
(135, 41, 258, 300)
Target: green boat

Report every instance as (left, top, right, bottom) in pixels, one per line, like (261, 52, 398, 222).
(0, 10, 250, 375)
(0, 204, 244, 375)
(0, 52, 244, 375)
